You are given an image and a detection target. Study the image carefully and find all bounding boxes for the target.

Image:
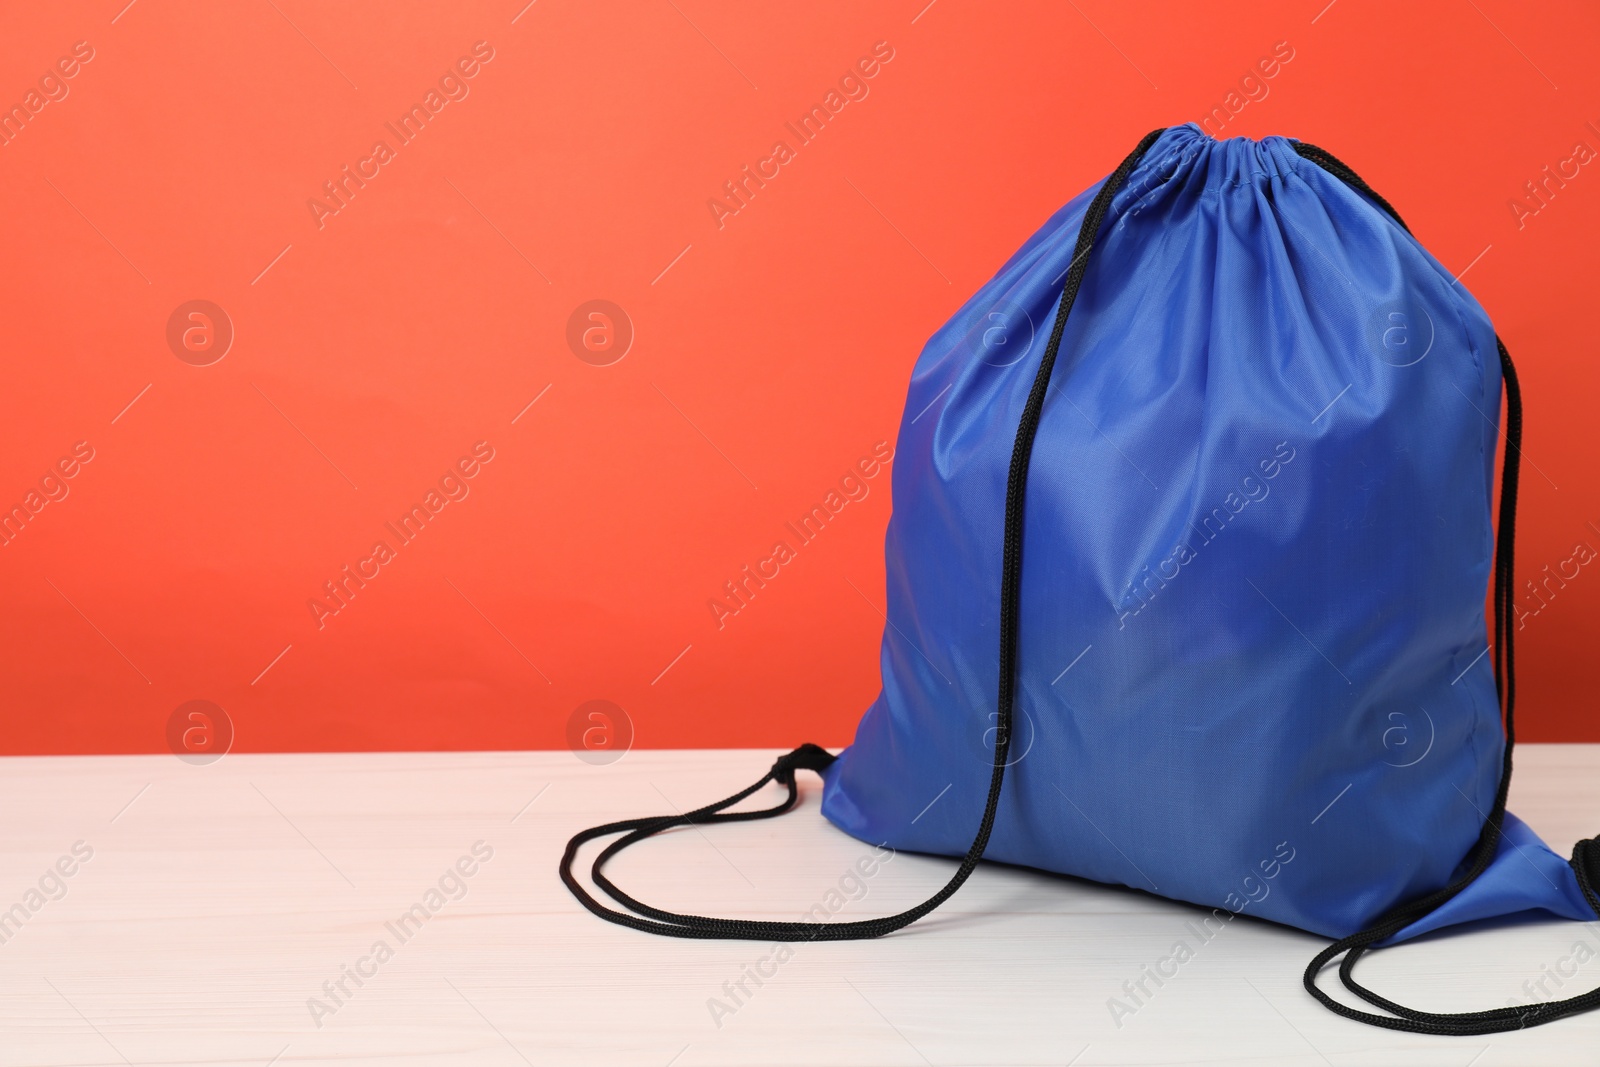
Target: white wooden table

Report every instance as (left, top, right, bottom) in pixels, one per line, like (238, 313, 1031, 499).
(1, 746, 1597, 1066)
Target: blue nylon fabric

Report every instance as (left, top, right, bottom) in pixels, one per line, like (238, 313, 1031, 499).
(821, 124, 1587, 941)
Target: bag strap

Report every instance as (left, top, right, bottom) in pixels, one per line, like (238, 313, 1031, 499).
(558, 126, 1171, 942)
(1293, 141, 1600, 1034)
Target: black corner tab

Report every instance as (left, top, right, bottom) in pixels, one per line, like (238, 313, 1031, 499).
(771, 743, 837, 785)
(1570, 836, 1600, 919)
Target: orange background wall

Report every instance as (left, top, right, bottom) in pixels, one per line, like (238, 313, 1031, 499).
(2, 0, 1596, 755)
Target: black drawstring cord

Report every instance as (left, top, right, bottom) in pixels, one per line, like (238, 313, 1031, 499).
(1294, 143, 1600, 1035)
(558, 128, 1170, 943)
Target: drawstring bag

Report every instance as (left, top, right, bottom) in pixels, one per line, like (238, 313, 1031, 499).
(561, 124, 1600, 1034)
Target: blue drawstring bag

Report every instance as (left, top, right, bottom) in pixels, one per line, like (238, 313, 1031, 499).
(563, 125, 1600, 1034)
